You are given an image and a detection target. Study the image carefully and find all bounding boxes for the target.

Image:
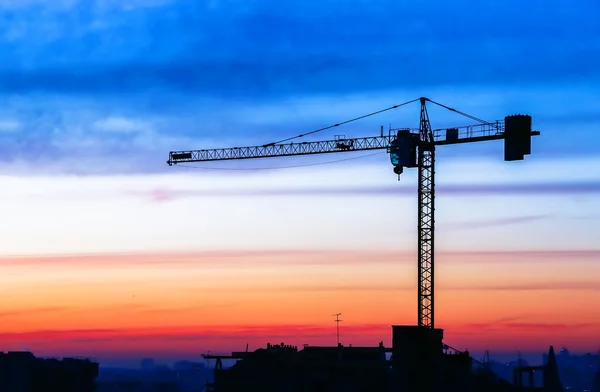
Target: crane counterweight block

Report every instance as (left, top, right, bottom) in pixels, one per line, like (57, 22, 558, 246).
(170, 152, 192, 163)
(504, 114, 532, 161)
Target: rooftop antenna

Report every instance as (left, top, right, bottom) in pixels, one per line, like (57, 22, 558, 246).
(333, 313, 342, 346)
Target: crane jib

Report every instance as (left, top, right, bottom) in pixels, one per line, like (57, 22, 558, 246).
(167, 119, 538, 167)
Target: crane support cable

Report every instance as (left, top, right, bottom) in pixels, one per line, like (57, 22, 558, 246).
(175, 151, 385, 171)
(264, 98, 420, 146)
(426, 99, 493, 125)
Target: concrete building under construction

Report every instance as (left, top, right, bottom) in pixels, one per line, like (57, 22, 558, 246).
(204, 325, 564, 392)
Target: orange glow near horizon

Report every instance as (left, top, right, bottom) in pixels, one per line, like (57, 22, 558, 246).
(1, 249, 599, 358)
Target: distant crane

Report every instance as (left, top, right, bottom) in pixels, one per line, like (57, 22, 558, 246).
(167, 97, 540, 330)
(333, 313, 342, 346)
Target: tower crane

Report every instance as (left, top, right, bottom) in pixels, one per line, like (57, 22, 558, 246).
(166, 97, 539, 330)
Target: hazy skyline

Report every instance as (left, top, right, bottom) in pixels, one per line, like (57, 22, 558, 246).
(1, 0, 599, 363)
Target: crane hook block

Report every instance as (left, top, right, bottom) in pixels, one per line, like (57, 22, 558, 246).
(389, 130, 418, 171)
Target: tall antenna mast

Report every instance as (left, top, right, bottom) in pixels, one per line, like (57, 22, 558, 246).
(332, 313, 342, 346)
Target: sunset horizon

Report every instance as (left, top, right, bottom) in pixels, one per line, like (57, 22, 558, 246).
(2, 247, 599, 364)
(1, 0, 599, 377)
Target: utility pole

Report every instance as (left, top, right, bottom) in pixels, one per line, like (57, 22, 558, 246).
(333, 313, 342, 346)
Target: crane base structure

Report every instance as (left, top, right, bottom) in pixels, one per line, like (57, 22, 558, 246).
(167, 97, 539, 331)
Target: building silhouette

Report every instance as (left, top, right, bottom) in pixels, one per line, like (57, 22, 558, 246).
(593, 353, 600, 392)
(205, 325, 565, 392)
(0, 351, 98, 392)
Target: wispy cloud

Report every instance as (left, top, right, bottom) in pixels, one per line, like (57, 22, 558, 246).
(0, 306, 71, 318)
(455, 281, 600, 292)
(1, 321, 596, 357)
(445, 250, 600, 260)
(0, 120, 21, 132)
(443, 214, 552, 230)
(207, 281, 600, 294)
(128, 182, 600, 201)
(92, 117, 152, 134)
(457, 321, 597, 333)
(568, 213, 600, 221)
(491, 315, 527, 324)
(2, 249, 599, 269)
(0, 324, 391, 349)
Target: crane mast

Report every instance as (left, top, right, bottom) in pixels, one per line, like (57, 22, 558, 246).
(167, 97, 539, 330)
(417, 99, 435, 328)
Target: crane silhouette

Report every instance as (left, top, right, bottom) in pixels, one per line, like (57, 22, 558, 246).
(167, 97, 539, 329)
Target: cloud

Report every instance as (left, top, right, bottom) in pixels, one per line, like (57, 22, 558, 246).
(568, 213, 600, 221)
(92, 117, 151, 133)
(0, 323, 393, 353)
(1, 49, 597, 100)
(0, 120, 21, 132)
(2, 166, 597, 255)
(0, 84, 599, 175)
(2, 321, 596, 358)
(0, 306, 71, 318)
(129, 182, 600, 201)
(491, 315, 526, 324)
(443, 214, 552, 230)
(0, 304, 162, 319)
(126, 303, 235, 316)
(0, 249, 339, 268)
(445, 250, 600, 260)
(461, 282, 600, 292)
(201, 281, 600, 294)
(456, 321, 597, 333)
(0, 324, 384, 356)
(0, 0, 77, 10)
(2, 249, 600, 269)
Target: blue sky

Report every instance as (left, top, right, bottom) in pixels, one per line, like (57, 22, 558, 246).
(0, 0, 598, 247)
(1, 0, 599, 176)
(0, 0, 597, 254)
